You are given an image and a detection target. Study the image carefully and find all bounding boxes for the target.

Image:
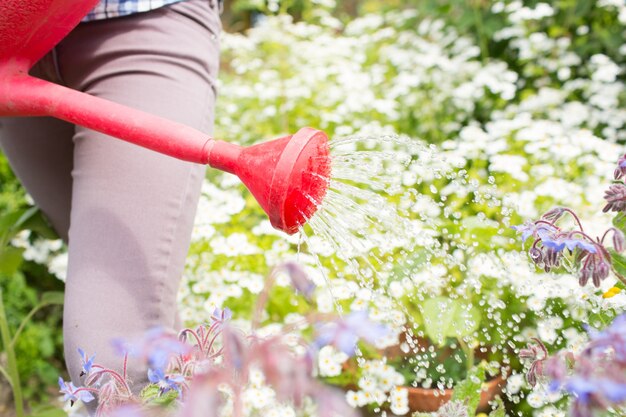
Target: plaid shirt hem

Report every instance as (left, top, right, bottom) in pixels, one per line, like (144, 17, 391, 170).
(82, 0, 186, 21)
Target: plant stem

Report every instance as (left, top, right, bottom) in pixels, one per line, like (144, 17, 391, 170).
(457, 338, 474, 374)
(0, 288, 24, 417)
(0, 363, 13, 388)
(11, 301, 49, 348)
(472, 1, 488, 64)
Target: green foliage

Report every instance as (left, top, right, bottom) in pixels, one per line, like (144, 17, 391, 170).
(450, 366, 485, 415)
(489, 396, 506, 417)
(0, 153, 26, 213)
(421, 297, 481, 346)
(140, 385, 180, 407)
(0, 206, 64, 412)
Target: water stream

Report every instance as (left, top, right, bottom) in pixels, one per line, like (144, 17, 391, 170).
(292, 134, 507, 402)
(296, 135, 444, 330)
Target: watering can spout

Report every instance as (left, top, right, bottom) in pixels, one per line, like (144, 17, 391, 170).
(0, 0, 331, 234)
(0, 74, 330, 234)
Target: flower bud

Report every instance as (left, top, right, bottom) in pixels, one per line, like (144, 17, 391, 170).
(529, 247, 543, 264)
(542, 207, 565, 222)
(603, 183, 626, 213)
(592, 258, 610, 287)
(613, 229, 626, 252)
(615, 154, 626, 180)
(282, 261, 316, 300)
(578, 261, 592, 287)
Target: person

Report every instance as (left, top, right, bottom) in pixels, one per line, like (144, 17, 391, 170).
(0, 0, 221, 411)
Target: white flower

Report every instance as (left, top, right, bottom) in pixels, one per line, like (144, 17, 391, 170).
(526, 390, 545, 408)
(506, 373, 525, 394)
(389, 387, 410, 415)
(210, 233, 261, 256)
(318, 346, 349, 377)
(537, 406, 566, 417)
(48, 252, 68, 281)
(345, 390, 368, 408)
(489, 154, 529, 181)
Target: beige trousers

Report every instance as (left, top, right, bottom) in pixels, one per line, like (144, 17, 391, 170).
(0, 0, 220, 407)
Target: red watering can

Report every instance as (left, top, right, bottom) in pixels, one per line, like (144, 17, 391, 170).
(0, 0, 331, 234)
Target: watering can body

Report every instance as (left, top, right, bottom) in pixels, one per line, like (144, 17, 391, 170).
(0, 0, 330, 234)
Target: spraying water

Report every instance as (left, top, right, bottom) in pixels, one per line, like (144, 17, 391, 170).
(292, 133, 509, 403)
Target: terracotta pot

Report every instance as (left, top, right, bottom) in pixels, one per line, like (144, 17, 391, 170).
(404, 373, 507, 413)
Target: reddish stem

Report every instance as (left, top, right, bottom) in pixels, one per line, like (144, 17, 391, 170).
(561, 208, 585, 232)
(122, 353, 128, 380)
(87, 369, 131, 395)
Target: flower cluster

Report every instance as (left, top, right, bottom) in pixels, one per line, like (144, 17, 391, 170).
(513, 206, 625, 288)
(58, 264, 392, 417)
(520, 314, 626, 417)
(344, 359, 407, 414)
(604, 153, 626, 213)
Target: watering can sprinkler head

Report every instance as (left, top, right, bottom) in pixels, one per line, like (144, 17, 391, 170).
(0, 0, 332, 234)
(207, 128, 331, 235)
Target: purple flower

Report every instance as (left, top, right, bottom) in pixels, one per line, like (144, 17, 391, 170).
(77, 348, 96, 377)
(519, 338, 548, 387)
(603, 183, 626, 213)
(315, 310, 390, 356)
(58, 377, 95, 406)
(147, 368, 185, 396)
(542, 207, 566, 222)
(613, 229, 626, 252)
(222, 325, 247, 371)
(540, 235, 597, 254)
(586, 314, 626, 363)
(512, 221, 558, 242)
(112, 327, 190, 372)
(578, 250, 611, 287)
(282, 262, 316, 300)
(560, 366, 626, 410)
(614, 154, 626, 180)
(211, 307, 232, 324)
(543, 317, 626, 417)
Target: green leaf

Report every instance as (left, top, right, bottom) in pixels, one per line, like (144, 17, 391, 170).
(140, 384, 179, 407)
(613, 213, 626, 235)
(0, 209, 26, 240)
(40, 291, 65, 306)
(489, 396, 506, 417)
(422, 297, 481, 345)
(16, 208, 58, 240)
(451, 366, 485, 415)
(0, 246, 24, 275)
(26, 406, 68, 417)
(609, 249, 626, 279)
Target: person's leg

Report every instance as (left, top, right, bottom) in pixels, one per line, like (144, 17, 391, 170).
(55, 0, 220, 404)
(0, 117, 74, 242)
(0, 57, 75, 242)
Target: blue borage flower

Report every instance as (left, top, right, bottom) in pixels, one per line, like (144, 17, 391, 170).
(538, 313, 626, 417)
(511, 220, 557, 243)
(513, 206, 625, 287)
(586, 314, 626, 363)
(78, 348, 96, 377)
(112, 327, 190, 372)
(314, 310, 390, 356)
(147, 368, 185, 396)
(211, 306, 232, 324)
(58, 377, 95, 406)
